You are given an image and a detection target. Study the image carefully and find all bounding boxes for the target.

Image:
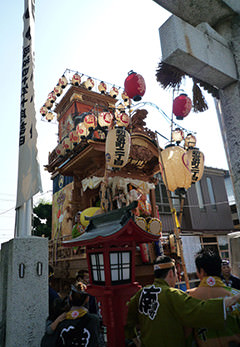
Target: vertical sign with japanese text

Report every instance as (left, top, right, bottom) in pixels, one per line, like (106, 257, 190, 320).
(16, 0, 42, 209)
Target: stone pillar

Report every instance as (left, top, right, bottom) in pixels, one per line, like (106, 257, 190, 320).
(216, 83, 240, 222)
(0, 237, 48, 347)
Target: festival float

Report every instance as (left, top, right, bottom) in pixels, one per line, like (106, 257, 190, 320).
(43, 69, 204, 293)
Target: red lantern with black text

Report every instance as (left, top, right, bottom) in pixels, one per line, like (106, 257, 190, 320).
(173, 94, 192, 120)
(124, 70, 146, 102)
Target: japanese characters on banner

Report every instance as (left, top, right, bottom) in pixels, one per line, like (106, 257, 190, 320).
(16, 0, 42, 209)
(105, 128, 131, 168)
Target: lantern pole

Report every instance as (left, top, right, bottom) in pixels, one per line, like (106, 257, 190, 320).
(156, 134, 190, 290)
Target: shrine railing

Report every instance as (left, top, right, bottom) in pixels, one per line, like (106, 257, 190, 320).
(48, 235, 86, 264)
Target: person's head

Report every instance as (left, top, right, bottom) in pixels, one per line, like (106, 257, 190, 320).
(154, 255, 177, 287)
(69, 282, 89, 307)
(221, 259, 231, 278)
(75, 269, 89, 284)
(49, 296, 70, 321)
(195, 249, 222, 279)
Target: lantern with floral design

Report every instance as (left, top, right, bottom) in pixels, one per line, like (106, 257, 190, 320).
(173, 94, 192, 120)
(55, 143, 65, 156)
(47, 92, 57, 104)
(40, 106, 48, 116)
(98, 81, 107, 94)
(83, 77, 94, 90)
(98, 112, 114, 128)
(69, 130, 80, 146)
(62, 137, 72, 152)
(44, 99, 53, 109)
(76, 122, 90, 138)
(84, 113, 97, 130)
(45, 112, 54, 122)
(58, 75, 68, 88)
(115, 112, 130, 128)
(124, 70, 146, 102)
(54, 85, 63, 97)
(172, 128, 184, 145)
(71, 73, 81, 86)
(110, 86, 119, 98)
(159, 145, 192, 192)
(184, 134, 197, 149)
(105, 128, 131, 168)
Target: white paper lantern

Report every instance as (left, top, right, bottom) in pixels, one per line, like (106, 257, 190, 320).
(159, 145, 192, 191)
(105, 128, 131, 168)
(45, 112, 54, 122)
(54, 85, 63, 97)
(183, 148, 205, 183)
(76, 122, 90, 138)
(110, 86, 119, 98)
(47, 92, 57, 104)
(62, 137, 72, 152)
(98, 112, 114, 128)
(58, 75, 68, 88)
(71, 73, 81, 86)
(69, 130, 80, 145)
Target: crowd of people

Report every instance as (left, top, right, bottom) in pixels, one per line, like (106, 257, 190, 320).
(42, 253, 240, 347)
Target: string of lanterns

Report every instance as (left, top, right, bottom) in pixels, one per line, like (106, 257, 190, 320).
(40, 69, 146, 123)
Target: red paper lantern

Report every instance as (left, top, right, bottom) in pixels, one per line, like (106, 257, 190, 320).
(173, 94, 192, 120)
(124, 70, 146, 102)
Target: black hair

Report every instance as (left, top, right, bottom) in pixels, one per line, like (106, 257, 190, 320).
(70, 282, 88, 307)
(195, 248, 222, 277)
(154, 255, 175, 279)
(75, 269, 88, 281)
(49, 296, 70, 321)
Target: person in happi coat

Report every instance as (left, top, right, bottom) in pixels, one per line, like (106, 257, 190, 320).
(187, 249, 240, 347)
(124, 255, 240, 347)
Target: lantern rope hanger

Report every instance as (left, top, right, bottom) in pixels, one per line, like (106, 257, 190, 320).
(132, 101, 196, 136)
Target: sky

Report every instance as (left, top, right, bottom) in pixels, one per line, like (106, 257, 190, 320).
(0, 0, 229, 247)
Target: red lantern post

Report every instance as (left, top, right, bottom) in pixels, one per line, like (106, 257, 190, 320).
(172, 93, 192, 120)
(124, 70, 146, 102)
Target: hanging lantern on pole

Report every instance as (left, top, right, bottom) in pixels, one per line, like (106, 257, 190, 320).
(184, 133, 197, 149)
(173, 94, 192, 120)
(124, 70, 146, 102)
(159, 145, 192, 192)
(172, 128, 184, 145)
(183, 148, 205, 183)
(105, 127, 131, 168)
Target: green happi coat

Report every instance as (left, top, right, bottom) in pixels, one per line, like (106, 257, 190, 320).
(125, 278, 225, 347)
